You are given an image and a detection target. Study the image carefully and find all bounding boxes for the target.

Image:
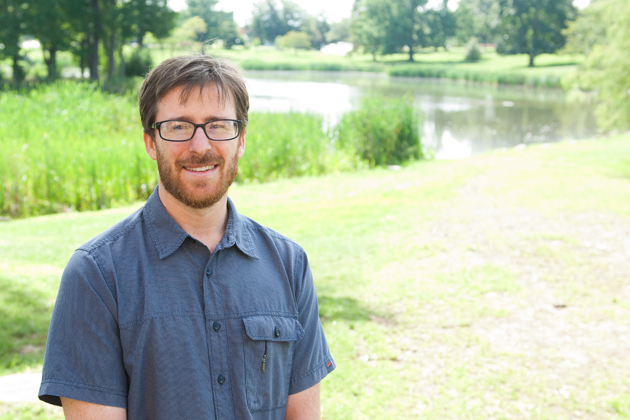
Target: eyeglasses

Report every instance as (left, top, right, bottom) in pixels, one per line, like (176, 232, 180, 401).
(151, 119, 242, 142)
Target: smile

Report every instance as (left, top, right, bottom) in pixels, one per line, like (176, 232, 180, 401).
(184, 165, 217, 172)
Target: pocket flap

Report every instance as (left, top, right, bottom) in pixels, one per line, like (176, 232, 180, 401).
(242, 316, 304, 342)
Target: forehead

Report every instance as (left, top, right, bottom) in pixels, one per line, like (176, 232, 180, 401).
(156, 83, 236, 118)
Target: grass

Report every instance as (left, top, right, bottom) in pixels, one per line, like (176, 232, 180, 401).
(1, 134, 629, 419)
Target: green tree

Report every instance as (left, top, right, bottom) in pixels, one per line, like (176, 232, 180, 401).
(168, 15, 207, 52)
(350, 0, 389, 60)
(497, 0, 577, 67)
(249, 0, 306, 44)
(185, 0, 240, 48)
(122, 0, 176, 48)
(0, 0, 29, 85)
(28, 0, 74, 81)
(562, 0, 607, 56)
(351, 0, 429, 62)
(576, 0, 630, 131)
(454, 0, 501, 45)
(425, 1, 456, 50)
(325, 18, 351, 43)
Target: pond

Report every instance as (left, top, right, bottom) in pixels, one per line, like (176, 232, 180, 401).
(244, 71, 598, 159)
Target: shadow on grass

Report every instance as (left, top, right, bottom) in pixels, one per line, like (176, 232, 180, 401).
(532, 62, 579, 68)
(0, 275, 52, 374)
(318, 295, 382, 324)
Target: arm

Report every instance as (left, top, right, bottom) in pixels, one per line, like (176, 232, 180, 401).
(61, 397, 127, 420)
(285, 382, 320, 420)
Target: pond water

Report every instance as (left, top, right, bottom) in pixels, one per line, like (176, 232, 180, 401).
(244, 71, 598, 159)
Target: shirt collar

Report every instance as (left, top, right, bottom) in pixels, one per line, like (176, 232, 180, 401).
(144, 186, 258, 260)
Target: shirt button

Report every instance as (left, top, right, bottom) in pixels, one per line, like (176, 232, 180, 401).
(274, 326, 280, 338)
(213, 321, 221, 332)
(205, 267, 212, 276)
(217, 374, 226, 385)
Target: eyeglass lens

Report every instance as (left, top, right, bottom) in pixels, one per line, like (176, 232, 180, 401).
(160, 120, 239, 141)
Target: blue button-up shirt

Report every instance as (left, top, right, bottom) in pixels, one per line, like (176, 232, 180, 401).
(39, 188, 335, 419)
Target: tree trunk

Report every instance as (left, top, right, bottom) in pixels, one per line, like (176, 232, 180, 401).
(43, 45, 58, 81)
(80, 38, 88, 79)
(11, 55, 24, 87)
(408, 47, 414, 62)
(88, 0, 101, 82)
(107, 29, 117, 82)
(529, 54, 535, 67)
(118, 39, 125, 82)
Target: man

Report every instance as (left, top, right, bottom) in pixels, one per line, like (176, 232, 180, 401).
(38, 55, 335, 420)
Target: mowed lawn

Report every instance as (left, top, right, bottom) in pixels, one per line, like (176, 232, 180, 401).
(1, 135, 630, 419)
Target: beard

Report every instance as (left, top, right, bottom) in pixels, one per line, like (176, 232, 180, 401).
(156, 146, 239, 209)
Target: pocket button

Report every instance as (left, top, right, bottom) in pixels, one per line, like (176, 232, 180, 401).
(274, 326, 280, 338)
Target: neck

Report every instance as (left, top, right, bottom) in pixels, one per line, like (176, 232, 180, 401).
(157, 185, 229, 253)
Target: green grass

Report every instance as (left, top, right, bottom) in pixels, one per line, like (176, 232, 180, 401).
(1, 134, 629, 419)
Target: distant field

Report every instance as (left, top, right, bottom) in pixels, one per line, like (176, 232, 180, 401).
(1, 134, 629, 419)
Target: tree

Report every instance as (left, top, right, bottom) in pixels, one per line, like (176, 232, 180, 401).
(28, 0, 74, 81)
(425, 1, 456, 50)
(168, 16, 208, 52)
(325, 18, 351, 43)
(575, 0, 630, 131)
(454, 0, 501, 45)
(0, 0, 29, 85)
(122, 0, 176, 48)
(185, 0, 240, 48)
(497, 0, 577, 67)
(248, 0, 306, 44)
(300, 15, 328, 49)
(351, 0, 428, 62)
(350, 0, 390, 60)
(562, 0, 607, 56)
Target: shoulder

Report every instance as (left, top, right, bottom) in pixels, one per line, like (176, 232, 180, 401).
(238, 213, 306, 257)
(76, 206, 145, 256)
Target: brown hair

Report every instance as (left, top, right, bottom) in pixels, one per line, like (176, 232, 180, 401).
(138, 54, 249, 137)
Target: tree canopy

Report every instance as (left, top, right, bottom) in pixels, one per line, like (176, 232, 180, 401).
(496, 0, 576, 67)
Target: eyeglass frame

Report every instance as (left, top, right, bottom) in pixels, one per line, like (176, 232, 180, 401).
(151, 119, 243, 142)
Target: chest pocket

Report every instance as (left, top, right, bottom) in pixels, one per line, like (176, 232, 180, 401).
(242, 316, 304, 412)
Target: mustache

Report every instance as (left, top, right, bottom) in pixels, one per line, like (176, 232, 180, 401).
(176, 152, 224, 167)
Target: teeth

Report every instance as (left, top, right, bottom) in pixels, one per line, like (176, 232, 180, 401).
(187, 166, 214, 172)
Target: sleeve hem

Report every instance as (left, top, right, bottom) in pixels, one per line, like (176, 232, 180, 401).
(288, 357, 336, 395)
(39, 380, 127, 409)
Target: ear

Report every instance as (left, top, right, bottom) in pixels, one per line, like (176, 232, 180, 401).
(236, 130, 246, 159)
(143, 132, 158, 161)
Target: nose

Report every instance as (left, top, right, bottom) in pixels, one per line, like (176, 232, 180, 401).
(188, 125, 212, 155)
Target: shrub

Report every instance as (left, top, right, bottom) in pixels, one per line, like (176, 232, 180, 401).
(125, 48, 153, 77)
(335, 95, 423, 167)
(465, 38, 482, 62)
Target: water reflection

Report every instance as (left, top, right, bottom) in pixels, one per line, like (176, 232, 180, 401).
(245, 71, 598, 159)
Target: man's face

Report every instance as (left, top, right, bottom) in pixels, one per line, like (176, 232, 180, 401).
(144, 84, 245, 209)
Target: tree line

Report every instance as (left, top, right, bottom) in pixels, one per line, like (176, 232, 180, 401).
(0, 0, 580, 86)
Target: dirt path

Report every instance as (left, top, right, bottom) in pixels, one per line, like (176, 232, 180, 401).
(388, 159, 630, 418)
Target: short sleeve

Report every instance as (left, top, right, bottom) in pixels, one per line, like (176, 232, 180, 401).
(39, 250, 128, 408)
(288, 249, 335, 395)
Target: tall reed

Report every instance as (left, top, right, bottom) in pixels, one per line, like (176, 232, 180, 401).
(0, 82, 424, 218)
